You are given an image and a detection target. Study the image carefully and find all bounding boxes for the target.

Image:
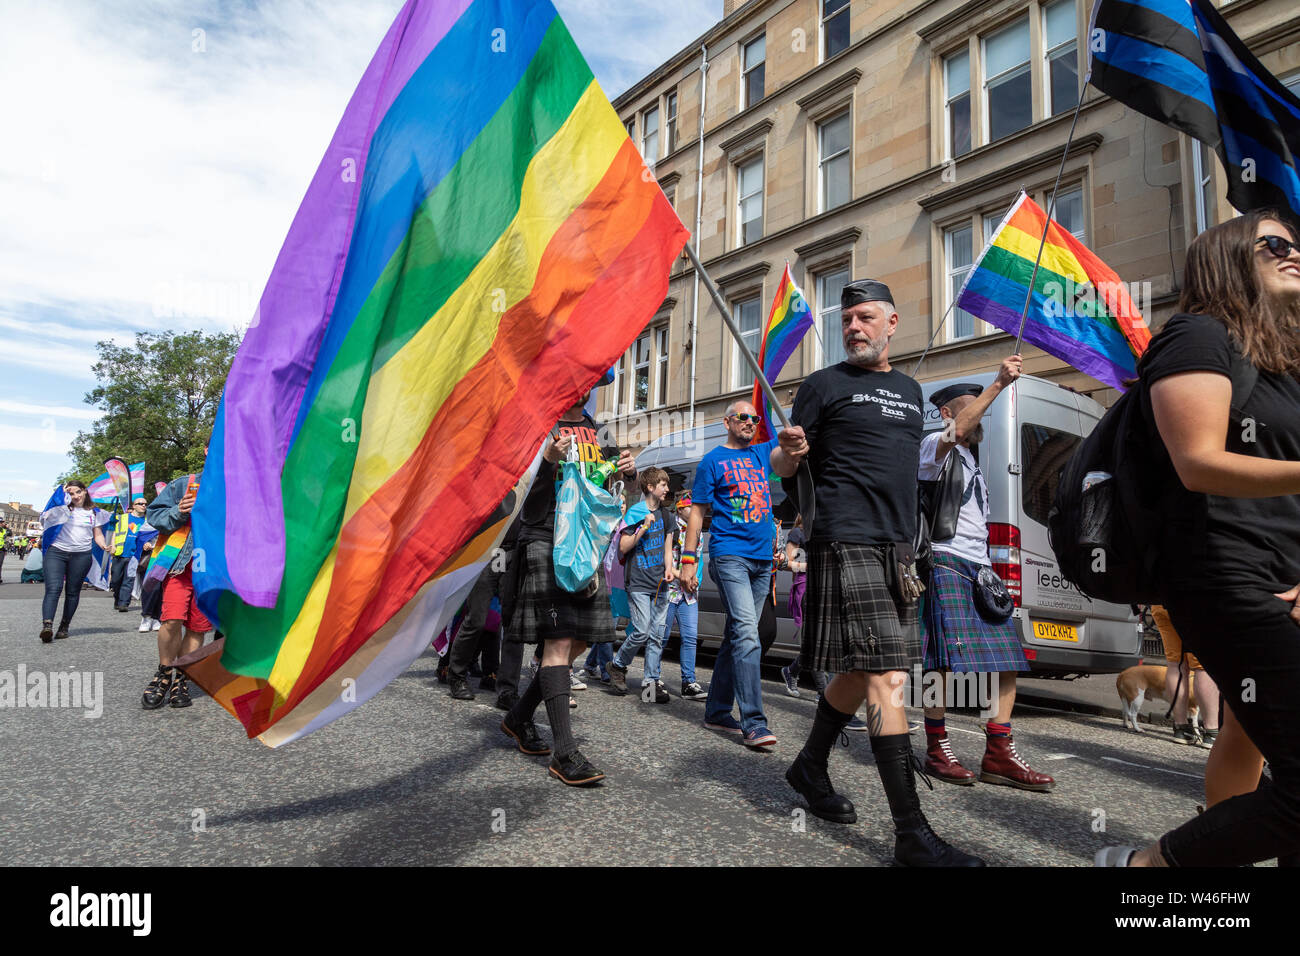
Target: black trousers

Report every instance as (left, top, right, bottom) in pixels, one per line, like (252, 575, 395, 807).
(109, 554, 133, 607)
(447, 564, 503, 680)
(1160, 585, 1300, 866)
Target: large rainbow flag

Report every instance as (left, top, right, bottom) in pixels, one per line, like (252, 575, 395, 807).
(187, 0, 687, 746)
(749, 264, 813, 443)
(956, 192, 1150, 390)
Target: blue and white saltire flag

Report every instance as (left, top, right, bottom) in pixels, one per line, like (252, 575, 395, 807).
(1089, 0, 1300, 220)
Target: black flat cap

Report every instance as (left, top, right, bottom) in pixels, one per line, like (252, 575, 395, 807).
(841, 279, 894, 308)
(929, 383, 983, 409)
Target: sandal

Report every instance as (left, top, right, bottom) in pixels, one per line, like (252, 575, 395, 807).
(169, 669, 193, 708)
(142, 666, 173, 710)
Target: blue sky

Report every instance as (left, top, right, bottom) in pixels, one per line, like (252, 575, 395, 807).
(0, 0, 716, 504)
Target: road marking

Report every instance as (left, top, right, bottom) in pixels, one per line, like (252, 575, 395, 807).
(1101, 756, 1202, 779)
(1044, 753, 1082, 761)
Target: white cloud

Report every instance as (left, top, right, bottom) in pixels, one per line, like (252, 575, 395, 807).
(0, 400, 104, 421)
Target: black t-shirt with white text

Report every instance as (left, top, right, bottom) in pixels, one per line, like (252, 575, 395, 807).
(519, 413, 620, 544)
(622, 505, 675, 593)
(792, 363, 925, 544)
(1140, 313, 1300, 592)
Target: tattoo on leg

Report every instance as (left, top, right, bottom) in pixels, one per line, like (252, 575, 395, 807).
(866, 703, 883, 737)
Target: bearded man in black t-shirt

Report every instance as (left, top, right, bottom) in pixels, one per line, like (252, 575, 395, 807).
(772, 278, 983, 867)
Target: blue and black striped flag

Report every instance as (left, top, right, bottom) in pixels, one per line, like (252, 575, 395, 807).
(1089, 0, 1300, 220)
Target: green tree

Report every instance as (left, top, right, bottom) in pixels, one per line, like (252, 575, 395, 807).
(66, 330, 241, 494)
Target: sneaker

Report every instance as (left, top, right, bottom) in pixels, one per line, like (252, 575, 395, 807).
(704, 715, 743, 734)
(844, 716, 870, 732)
(448, 675, 475, 700)
(168, 670, 193, 708)
(607, 660, 629, 695)
(1094, 846, 1138, 867)
(680, 680, 707, 700)
(138, 618, 151, 633)
(641, 679, 670, 704)
(1173, 723, 1202, 746)
(743, 727, 777, 749)
(1200, 727, 1219, 747)
(780, 663, 801, 698)
(548, 749, 605, 786)
(575, 666, 602, 683)
(151, 618, 162, 631)
(495, 690, 519, 712)
(141, 666, 173, 710)
(501, 714, 550, 755)
(569, 670, 587, 691)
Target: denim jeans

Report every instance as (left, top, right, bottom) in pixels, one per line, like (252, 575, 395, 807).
(664, 598, 699, 684)
(42, 547, 93, 623)
(110, 554, 133, 607)
(706, 554, 770, 734)
(584, 640, 613, 677)
(612, 588, 671, 682)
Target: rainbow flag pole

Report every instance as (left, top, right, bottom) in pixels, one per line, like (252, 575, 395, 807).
(749, 262, 813, 444)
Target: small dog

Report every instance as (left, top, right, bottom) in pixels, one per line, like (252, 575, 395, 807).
(1116, 663, 1199, 733)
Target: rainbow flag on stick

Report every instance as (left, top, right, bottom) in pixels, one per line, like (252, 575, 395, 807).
(955, 192, 1150, 390)
(188, 0, 688, 746)
(749, 264, 813, 443)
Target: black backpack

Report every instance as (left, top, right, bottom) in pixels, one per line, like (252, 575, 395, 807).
(1047, 353, 1258, 605)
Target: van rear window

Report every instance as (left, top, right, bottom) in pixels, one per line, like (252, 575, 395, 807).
(1021, 424, 1080, 527)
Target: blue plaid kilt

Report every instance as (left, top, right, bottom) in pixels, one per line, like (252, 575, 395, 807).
(921, 552, 1028, 673)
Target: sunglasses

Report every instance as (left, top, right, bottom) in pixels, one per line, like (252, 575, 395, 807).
(1255, 235, 1299, 259)
(730, 413, 761, 424)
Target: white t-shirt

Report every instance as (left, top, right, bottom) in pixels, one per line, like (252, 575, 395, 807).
(52, 507, 111, 553)
(918, 432, 989, 565)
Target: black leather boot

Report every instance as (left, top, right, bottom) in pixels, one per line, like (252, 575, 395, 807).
(871, 733, 985, 867)
(785, 749, 857, 823)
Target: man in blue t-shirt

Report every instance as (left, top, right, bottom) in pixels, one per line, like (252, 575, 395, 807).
(681, 400, 807, 748)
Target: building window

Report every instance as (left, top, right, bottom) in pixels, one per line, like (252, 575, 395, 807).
(737, 156, 764, 246)
(816, 268, 850, 367)
(611, 352, 627, 414)
(946, 223, 979, 341)
(732, 296, 763, 389)
(1052, 185, 1086, 243)
(983, 17, 1032, 143)
(665, 91, 679, 154)
(663, 185, 676, 210)
(655, 326, 670, 406)
(822, 0, 851, 60)
(743, 35, 765, 109)
(641, 105, 660, 164)
(1044, 0, 1078, 116)
(818, 111, 852, 212)
(944, 49, 971, 158)
(633, 332, 651, 411)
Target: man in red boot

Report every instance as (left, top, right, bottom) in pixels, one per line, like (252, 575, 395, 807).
(917, 368, 1054, 793)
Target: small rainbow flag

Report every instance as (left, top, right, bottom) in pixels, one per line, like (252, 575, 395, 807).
(956, 192, 1149, 390)
(188, 0, 688, 745)
(749, 264, 813, 443)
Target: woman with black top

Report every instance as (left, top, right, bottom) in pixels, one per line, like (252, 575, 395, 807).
(1097, 210, 1300, 867)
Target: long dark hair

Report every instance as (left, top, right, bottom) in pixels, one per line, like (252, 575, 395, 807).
(1176, 208, 1300, 376)
(63, 480, 93, 510)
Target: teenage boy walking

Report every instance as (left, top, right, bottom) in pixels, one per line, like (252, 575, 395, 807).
(608, 467, 676, 702)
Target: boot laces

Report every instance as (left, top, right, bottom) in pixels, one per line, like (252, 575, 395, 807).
(938, 736, 960, 762)
(1005, 735, 1030, 771)
(909, 749, 934, 792)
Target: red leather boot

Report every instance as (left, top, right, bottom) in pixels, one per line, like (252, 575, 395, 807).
(980, 733, 1055, 791)
(925, 733, 976, 785)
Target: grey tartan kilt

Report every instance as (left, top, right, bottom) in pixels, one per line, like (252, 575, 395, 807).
(510, 539, 614, 646)
(802, 540, 921, 674)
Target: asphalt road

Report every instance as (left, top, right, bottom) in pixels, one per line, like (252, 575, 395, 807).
(0, 583, 1228, 866)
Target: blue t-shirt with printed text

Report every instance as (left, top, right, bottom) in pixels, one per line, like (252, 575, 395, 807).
(692, 438, 778, 561)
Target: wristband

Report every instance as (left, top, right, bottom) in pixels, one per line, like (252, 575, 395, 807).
(680, 556, 697, 566)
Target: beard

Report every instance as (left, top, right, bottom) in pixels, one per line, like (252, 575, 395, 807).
(967, 422, 985, 446)
(843, 330, 889, 366)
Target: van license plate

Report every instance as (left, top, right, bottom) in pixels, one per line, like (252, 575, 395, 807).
(1032, 621, 1079, 642)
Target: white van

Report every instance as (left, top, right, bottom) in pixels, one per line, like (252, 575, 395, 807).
(634, 373, 1142, 676)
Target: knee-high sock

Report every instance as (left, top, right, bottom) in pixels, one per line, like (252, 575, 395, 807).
(539, 665, 577, 759)
(507, 666, 544, 723)
(801, 695, 854, 765)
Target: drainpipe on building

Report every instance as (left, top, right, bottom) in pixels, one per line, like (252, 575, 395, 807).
(688, 42, 708, 431)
